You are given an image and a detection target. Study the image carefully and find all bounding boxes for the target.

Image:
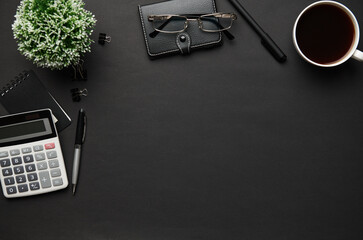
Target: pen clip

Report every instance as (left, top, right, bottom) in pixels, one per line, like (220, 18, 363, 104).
(82, 114, 87, 143)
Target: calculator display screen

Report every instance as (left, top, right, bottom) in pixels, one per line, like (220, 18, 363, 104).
(0, 118, 52, 144)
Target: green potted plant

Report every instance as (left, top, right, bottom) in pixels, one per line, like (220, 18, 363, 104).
(12, 0, 96, 70)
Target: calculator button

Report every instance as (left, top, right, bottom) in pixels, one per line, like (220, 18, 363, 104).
(23, 155, 34, 163)
(39, 171, 51, 188)
(14, 166, 24, 174)
(0, 151, 9, 158)
(4, 177, 15, 185)
(33, 145, 44, 152)
(50, 169, 61, 178)
(27, 173, 38, 182)
(10, 149, 20, 156)
(52, 178, 63, 186)
(37, 162, 48, 170)
(46, 151, 57, 159)
(35, 153, 46, 161)
(6, 186, 17, 195)
(25, 164, 36, 172)
(21, 147, 32, 154)
(11, 157, 22, 165)
(18, 184, 28, 193)
(1, 159, 10, 167)
(2, 168, 13, 176)
(29, 182, 40, 191)
(45, 143, 55, 150)
(16, 175, 26, 183)
(49, 159, 59, 168)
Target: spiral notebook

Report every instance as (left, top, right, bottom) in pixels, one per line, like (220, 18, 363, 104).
(0, 70, 71, 132)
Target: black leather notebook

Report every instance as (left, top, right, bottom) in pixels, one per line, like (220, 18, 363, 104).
(0, 70, 71, 132)
(138, 0, 222, 58)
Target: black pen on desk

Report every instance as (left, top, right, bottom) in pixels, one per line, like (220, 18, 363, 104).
(228, 0, 287, 63)
(72, 108, 87, 195)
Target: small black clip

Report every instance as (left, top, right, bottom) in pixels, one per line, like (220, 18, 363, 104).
(98, 33, 111, 45)
(71, 88, 88, 102)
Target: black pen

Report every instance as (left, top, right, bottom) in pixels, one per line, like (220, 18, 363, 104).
(72, 108, 87, 195)
(228, 0, 287, 63)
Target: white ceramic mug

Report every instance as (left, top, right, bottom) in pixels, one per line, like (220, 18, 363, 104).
(293, 1, 363, 67)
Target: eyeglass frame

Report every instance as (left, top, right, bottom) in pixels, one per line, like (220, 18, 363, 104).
(147, 12, 237, 38)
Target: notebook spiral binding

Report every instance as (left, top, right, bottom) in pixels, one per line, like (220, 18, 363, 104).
(0, 71, 30, 97)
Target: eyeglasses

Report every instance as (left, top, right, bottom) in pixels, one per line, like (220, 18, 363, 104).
(148, 13, 237, 40)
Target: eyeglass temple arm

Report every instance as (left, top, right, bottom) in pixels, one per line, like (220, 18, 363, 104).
(223, 30, 235, 40)
(149, 17, 235, 40)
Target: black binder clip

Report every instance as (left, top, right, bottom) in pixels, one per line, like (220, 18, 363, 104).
(98, 33, 111, 45)
(71, 88, 88, 102)
(72, 60, 87, 81)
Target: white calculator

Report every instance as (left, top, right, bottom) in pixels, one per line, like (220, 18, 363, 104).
(0, 109, 68, 198)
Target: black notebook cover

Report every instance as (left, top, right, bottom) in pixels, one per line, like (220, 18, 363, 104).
(0, 70, 71, 132)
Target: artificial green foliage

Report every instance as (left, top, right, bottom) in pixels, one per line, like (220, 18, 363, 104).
(12, 0, 96, 70)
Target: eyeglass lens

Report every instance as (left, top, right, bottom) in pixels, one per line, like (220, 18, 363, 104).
(199, 15, 233, 31)
(153, 16, 187, 32)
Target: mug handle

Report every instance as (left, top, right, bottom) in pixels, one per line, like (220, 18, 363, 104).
(352, 49, 363, 61)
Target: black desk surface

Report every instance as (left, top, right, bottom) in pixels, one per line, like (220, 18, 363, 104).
(0, 0, 362, 239)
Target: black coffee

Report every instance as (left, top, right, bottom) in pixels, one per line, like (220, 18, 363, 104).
(296, 4, 355, 64)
